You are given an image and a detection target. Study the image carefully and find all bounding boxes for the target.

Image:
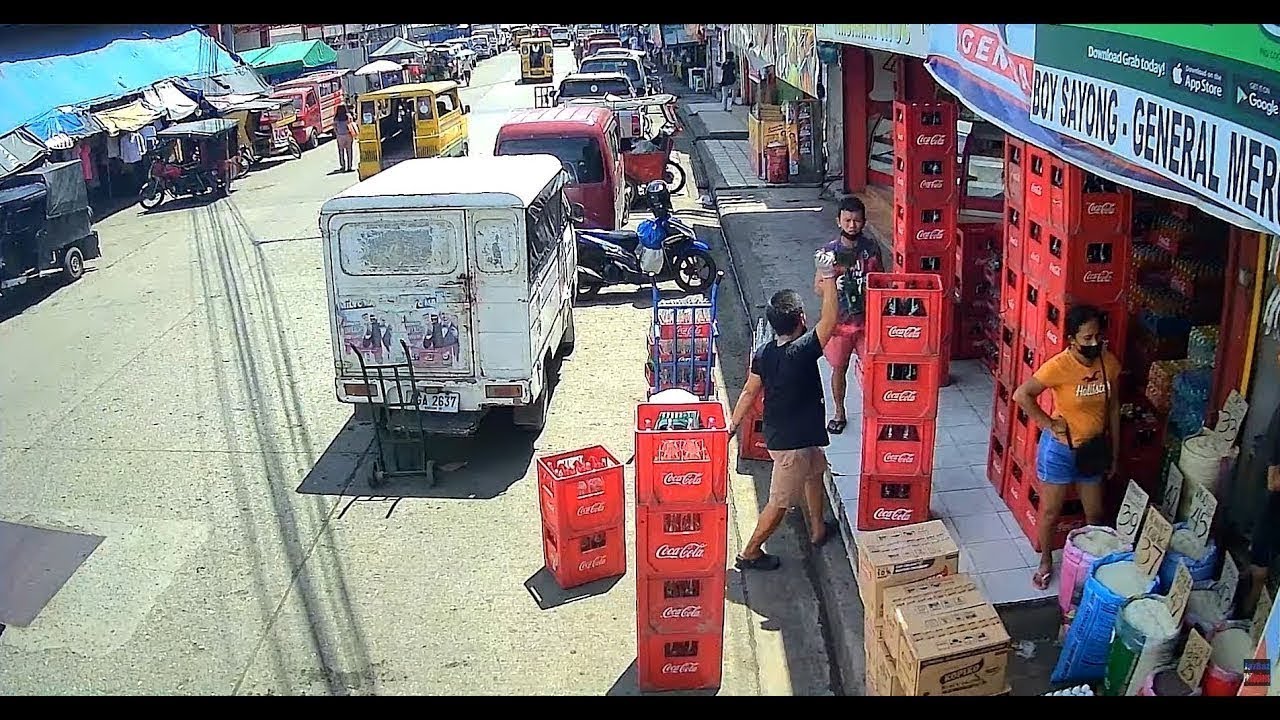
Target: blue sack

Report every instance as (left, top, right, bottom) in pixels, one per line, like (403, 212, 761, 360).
(1050, 551, 1158, 684)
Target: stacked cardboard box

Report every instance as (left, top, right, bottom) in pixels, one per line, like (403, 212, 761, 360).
(858, 520, 1012, 696)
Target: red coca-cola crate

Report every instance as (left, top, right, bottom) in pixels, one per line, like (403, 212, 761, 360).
(537, 445, 626, 536)
(1016, 340, 1049, 389)
(987, 433, 1009, 494)
(894, 157, 958, 207)
(543, 523, 627, 590)
(865, 272, 946, 356)
(1000, 267, 1022, 330)
(1019, 277, 1045, 346)
(737, 394, 771, 462)
(957, 222, 1000, 283)
(856, 473, 933, 531)
(1004, 136, 1025, 208)
(1005, 459, 1086, 553)
(951, 312, 990, 360)
(892, 203, 956, 256)
(1047, 157, 1133, 237)
(1037, 297, 1129, 362)
(861, 355, 942, 420)
(860, 417, 937, 476)
(996, 324, 1017, 387)
(1044, 230, 1130, 306)
(991, 381, 1013, 441)
(1003, 204, 1024, 274)
(637, 573, 727, 636)
(1024, 145, 1052, 222)
(636, 401, 729, 505)
(1023, 217, 1049, 280)
(636, 629, 724, 692)
(1009, 403, 1039, 466)
(636, 504, 729, 577)
(892, 100, 958, 157)
(893, 246, 956, 288)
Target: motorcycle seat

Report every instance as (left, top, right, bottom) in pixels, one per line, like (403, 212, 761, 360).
(579, 229, 639, 249)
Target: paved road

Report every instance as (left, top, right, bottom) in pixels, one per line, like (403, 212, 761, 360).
(0, 49, 832, 695)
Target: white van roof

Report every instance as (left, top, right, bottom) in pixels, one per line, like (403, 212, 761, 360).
(321, 155, 564, 213)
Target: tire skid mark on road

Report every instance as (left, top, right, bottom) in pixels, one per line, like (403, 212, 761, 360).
(190, 199, 376, 695)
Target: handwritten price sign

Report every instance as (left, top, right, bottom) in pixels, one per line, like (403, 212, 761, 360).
(1216, 552, 1240, 612)
(1116, 480, 1150, 546)
(1176, 629, 1212, 690)
(1252, 586, 1274, 645)
(1160, 462, 1184, 521)
(1136, 506, 1173, 578)
(1166, 561, 1194, 626)
(1183, 483, 1218, 551)
(1211, 390, 1248, 445)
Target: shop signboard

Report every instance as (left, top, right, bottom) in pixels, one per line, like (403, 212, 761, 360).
(661, 24, 695, 47)
(815, 24, 929, 58)
(1032, 24, 1280, 236)
(775, 24, 819, 97)
(923, 24, 1280, 236)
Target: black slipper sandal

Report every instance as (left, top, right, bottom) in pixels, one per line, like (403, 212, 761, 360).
(735, 553, 782, 571)
(826, 418, 848, 434)
(811, 520, 841, 548)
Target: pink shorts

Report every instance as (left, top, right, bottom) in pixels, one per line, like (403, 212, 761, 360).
(823, 320, 865, 370)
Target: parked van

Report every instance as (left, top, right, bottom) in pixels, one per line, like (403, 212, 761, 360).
(273, 69, 352, 148)
(355, 81, 470, 181)
(321, 155, 579, 434)
(495, 106, 627, 230)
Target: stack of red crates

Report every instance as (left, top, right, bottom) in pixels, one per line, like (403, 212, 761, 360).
(537, 445, 628, 590)
(952, 220, 1002, 371)
(890, 100, 960, 385)
(738, 318, 773, 462)
(993, 137, 1134, 552)
(634, 400, 730, 692)
(856, 272, 946, 531)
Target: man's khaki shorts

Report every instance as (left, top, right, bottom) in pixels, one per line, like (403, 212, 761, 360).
(767, 446, 827, 508)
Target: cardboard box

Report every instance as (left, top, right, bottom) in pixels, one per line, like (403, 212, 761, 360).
(864, 636, 896, 696)
(856, 520, 960, 620)
(880, 573, 980, 642)
(886, 586, 988, 663)
(897, 602, 1011, 696)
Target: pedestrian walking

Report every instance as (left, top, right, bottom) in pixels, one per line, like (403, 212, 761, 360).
(1012, 304, 1120, 590)
(718, 53, 737, 111)
(816, 196, 884, 435)
(727, 252, 843, 571)
(334, 104, 357, 173)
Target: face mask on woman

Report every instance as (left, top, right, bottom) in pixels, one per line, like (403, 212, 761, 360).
(1077, 342, 1102, 361)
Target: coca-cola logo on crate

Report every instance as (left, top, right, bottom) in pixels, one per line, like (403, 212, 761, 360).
(655, 542, 707, 559)
(1029, 182, 1043, 196)
(1048, 262, 1062, 277)
(920, 177, 945, 190)
(883, 452, 916, 464)
(873, 507, 913, 521)
(1082, 270, 1114, 283)
(577, 501, 607, 516)
(662, 472, 703, 486)
(1087, 202, 1117, 215)
(916, 228, 946, 241)
(917, 133, 947, 146)
(660, 605, 703, 619)
(578, 555, 607, 572)
(886, 326, 923, 339)
(662, 662, 700, 675)
(883, 390, 918, 403)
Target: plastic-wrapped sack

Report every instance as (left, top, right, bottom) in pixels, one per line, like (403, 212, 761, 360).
(1157, 522, 1219, 592)
(1060, 526, 1130, 617)
(1103, 594, 1182, 695)
(1051, 551, 1158, 684)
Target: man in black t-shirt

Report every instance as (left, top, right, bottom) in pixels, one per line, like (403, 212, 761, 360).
(727, 251, 842, 571)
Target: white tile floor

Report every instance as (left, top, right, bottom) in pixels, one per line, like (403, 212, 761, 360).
(820, 357, 1060, 605)
(702, 139, 769, 189)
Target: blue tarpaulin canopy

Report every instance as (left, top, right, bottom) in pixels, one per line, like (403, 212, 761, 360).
(0, 24, 243, 137)
(24, 107, 105, 143)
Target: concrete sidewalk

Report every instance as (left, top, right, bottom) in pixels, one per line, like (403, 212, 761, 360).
(667, 75, 1062, 696)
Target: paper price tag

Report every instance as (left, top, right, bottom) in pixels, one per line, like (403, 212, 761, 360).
(1135, 506, 1173, 579)
(1176, 629, 1212, 690)
(1212, 390, 1248, 444)
(1160, 462, 1184, 521)
(1216, 552, 1240, 612)
(1252, 587, 1274, 645)
(1116, 480, 1150, 546)
(1183, 483, 1218, 551)
(1166, 561, 1194, 626)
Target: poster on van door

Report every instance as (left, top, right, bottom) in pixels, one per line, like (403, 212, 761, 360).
(336, 294, 471, 376)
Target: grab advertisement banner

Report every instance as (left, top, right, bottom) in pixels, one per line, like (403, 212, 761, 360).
(924, 23, 1280, 236)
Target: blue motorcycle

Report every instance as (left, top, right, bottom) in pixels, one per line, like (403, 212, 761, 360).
(575, 180, 717, 298)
